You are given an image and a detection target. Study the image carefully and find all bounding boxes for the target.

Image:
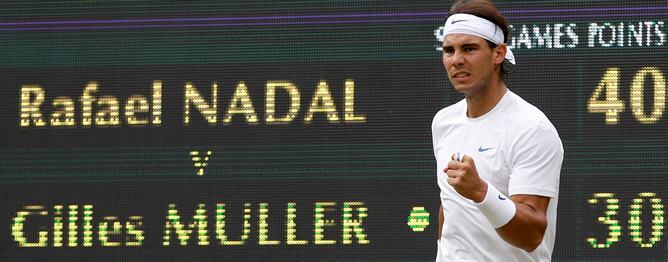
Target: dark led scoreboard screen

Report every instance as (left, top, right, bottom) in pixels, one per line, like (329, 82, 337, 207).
(0, 0, 666, 261)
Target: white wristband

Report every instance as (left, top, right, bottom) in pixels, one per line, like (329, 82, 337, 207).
(474, 183, 516, 228)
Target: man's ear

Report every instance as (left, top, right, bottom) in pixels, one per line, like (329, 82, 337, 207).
(493, 44, 507, 65)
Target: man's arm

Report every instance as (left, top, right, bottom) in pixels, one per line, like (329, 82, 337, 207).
(497, 194, 549, 252)
(438, 205, 444, 239)
(445, 154, 550, 252)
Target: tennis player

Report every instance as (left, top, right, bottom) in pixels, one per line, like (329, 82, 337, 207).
(433, 0, 564, 261)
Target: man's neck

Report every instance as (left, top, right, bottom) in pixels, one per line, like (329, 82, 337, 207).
(465, 81, 508, 118)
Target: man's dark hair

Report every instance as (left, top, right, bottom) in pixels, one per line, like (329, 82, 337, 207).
(450, 0, 513, 80)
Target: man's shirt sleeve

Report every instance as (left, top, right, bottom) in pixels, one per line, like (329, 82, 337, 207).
(507, 121, 564, 198)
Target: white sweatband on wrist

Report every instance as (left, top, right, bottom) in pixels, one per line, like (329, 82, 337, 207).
(474, 183, 516, 228)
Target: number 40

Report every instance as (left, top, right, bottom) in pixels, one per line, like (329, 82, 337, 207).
(588, 67, 666, 124)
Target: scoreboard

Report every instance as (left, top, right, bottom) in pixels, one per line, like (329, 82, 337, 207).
(0, 1, 666, 261)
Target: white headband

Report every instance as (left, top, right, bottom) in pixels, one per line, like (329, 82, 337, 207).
(443, 13, 515, 65)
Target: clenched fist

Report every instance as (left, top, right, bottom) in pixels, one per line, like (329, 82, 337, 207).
(445, 153, 488, 203)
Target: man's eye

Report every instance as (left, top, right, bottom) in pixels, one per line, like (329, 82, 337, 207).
(464, 47, 476, 52)
(443, 48, 454, 54)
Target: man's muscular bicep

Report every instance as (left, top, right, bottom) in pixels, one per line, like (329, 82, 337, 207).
(511, 194, 550, 215)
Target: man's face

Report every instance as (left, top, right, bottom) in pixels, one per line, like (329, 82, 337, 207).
(442, 34, 502, 96)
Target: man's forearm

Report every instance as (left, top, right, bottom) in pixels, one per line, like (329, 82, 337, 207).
(495, 196, 549, 252)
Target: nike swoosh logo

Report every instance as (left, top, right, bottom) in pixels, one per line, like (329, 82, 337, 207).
(498, 195, 507, 200)
(478, 146, 494, 152)
(451, 19, 467, 24)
